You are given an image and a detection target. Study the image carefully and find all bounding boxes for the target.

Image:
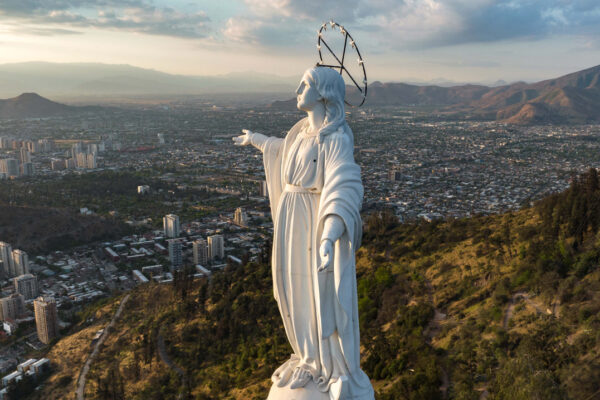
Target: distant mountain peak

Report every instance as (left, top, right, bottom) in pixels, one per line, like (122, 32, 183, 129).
(0, 92, 73, 118)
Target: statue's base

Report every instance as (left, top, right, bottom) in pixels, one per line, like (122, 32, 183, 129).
(267, 380, 329, 400)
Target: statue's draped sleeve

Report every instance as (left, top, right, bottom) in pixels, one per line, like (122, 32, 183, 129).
(316, 129, 364, 374)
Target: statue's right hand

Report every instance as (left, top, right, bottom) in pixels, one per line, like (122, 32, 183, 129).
(232, 129, 253, 146)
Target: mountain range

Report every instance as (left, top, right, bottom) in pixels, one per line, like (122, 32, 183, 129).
(2, 63, 600, 123)
(275, 64, 600, 124)
(0, 62, 297, 98)
(357, 64, 600, 124)
(0, 93, 103, 118)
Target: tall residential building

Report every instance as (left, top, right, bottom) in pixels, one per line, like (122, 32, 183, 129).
(234, 207, 248, 227)
(163, 214, 180, 238)
(193, 239, 208, 266)
(19, 148, 31, 163)
(388, 169, 402, 182)
(0, 294, 25, 321)
(12, 249, 29, 276)
(259, 180, 269, 197)
(168, 240, 182, 269)
(34, 297, 59, 344)
(14, 274, 38, 300)
(0, 242, 13, 278)
(208, 235, 224, 260)
(20, 162, 34, 176)
(87, 152, 97, 169)
(0, 158, 19, 178)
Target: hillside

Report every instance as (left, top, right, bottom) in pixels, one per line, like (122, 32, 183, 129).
(470, 65, 600, 124)
(29, 169, 600, 400)
(0, 93, 104, 118)
(340, 65, 600, 124)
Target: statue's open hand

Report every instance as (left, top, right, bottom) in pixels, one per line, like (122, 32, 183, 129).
(318, 239, 333, 272)
(232, 129, 253, 146)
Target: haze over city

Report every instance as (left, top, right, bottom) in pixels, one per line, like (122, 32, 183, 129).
(1, 0, 599, 83)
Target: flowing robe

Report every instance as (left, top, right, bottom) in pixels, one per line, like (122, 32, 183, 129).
(261, 118, 374, 400)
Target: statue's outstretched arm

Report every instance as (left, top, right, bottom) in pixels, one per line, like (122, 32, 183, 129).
(233, 129, 271, 152)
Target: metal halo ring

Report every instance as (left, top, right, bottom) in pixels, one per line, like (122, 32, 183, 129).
(316, 20, 367, 107)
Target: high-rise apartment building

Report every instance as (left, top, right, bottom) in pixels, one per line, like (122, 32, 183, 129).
(0, 158, 19, 178)
(87, 152, 97, 169)
(34, 297, 59, 344)
(0, 294, 25, 321)
(19, 148, 31, 163)
(193, 239, 208, 266)
(259, 180, 268, 197)
(14, 274, 38, 300)
(168, 240, 182, 268)
(0, 242, 13, 278)
(208, 235, 224, 260)
(12, 250, 29, 276)
(20, 162, 34, 176)
(163, 214, 180, 238)
(234, 207, 248, 227)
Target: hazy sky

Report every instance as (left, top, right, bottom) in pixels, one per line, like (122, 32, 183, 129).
(1, 0, 599, 83)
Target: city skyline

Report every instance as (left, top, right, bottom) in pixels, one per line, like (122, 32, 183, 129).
(0, 1, 599, 84)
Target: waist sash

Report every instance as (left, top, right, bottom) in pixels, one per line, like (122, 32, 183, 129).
(284, 184, 321, 195)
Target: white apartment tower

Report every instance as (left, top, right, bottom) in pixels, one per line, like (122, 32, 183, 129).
(0, 294, 25, 321)
(259, 180, 268, 197)
(208, 235, 224, 260)
(20, 148, 31, 163)
(21, 162, 34, 176)
(0, 158, 19, 177)
(163, 214, 180, 238)
(12, 249, 29, 276)
(0, 242, 13, 278)
(34, 296, 59, 344)
(234, 207, 248, 227)
(193, 239, 208, 266)
(14, 274, 39, 300)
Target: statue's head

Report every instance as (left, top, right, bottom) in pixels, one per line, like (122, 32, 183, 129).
(296, 67, 347, 140)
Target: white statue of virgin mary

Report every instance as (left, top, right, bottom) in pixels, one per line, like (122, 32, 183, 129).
(234, 67, 374, 400)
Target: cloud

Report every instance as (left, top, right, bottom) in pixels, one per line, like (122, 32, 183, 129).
(0, 0, 211, 38)
(223, 16, 311, 47)
(19, 27, 84, 36)
(232, 0, 600, 50)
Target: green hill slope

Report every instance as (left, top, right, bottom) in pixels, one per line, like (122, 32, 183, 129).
(31, 170, 600, 400)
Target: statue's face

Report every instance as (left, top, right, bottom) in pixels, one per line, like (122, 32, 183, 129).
(296, 74, 321, 112)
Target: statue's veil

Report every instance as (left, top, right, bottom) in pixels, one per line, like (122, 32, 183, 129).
(306, 67, 352, 144)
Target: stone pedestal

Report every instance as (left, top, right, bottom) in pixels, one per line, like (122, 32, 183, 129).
(267, 380, 329, 400)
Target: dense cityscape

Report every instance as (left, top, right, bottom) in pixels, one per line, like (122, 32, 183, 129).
(0, 103, 599, 396)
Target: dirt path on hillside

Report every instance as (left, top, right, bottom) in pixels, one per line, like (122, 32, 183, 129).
(76, 294, 130, 400)
(503, 292, 555, 329)
(424, 279, 449, 399)
(157, 326, 187, 399)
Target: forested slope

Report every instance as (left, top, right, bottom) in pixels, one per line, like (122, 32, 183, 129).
(32, 169, 600, 399)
